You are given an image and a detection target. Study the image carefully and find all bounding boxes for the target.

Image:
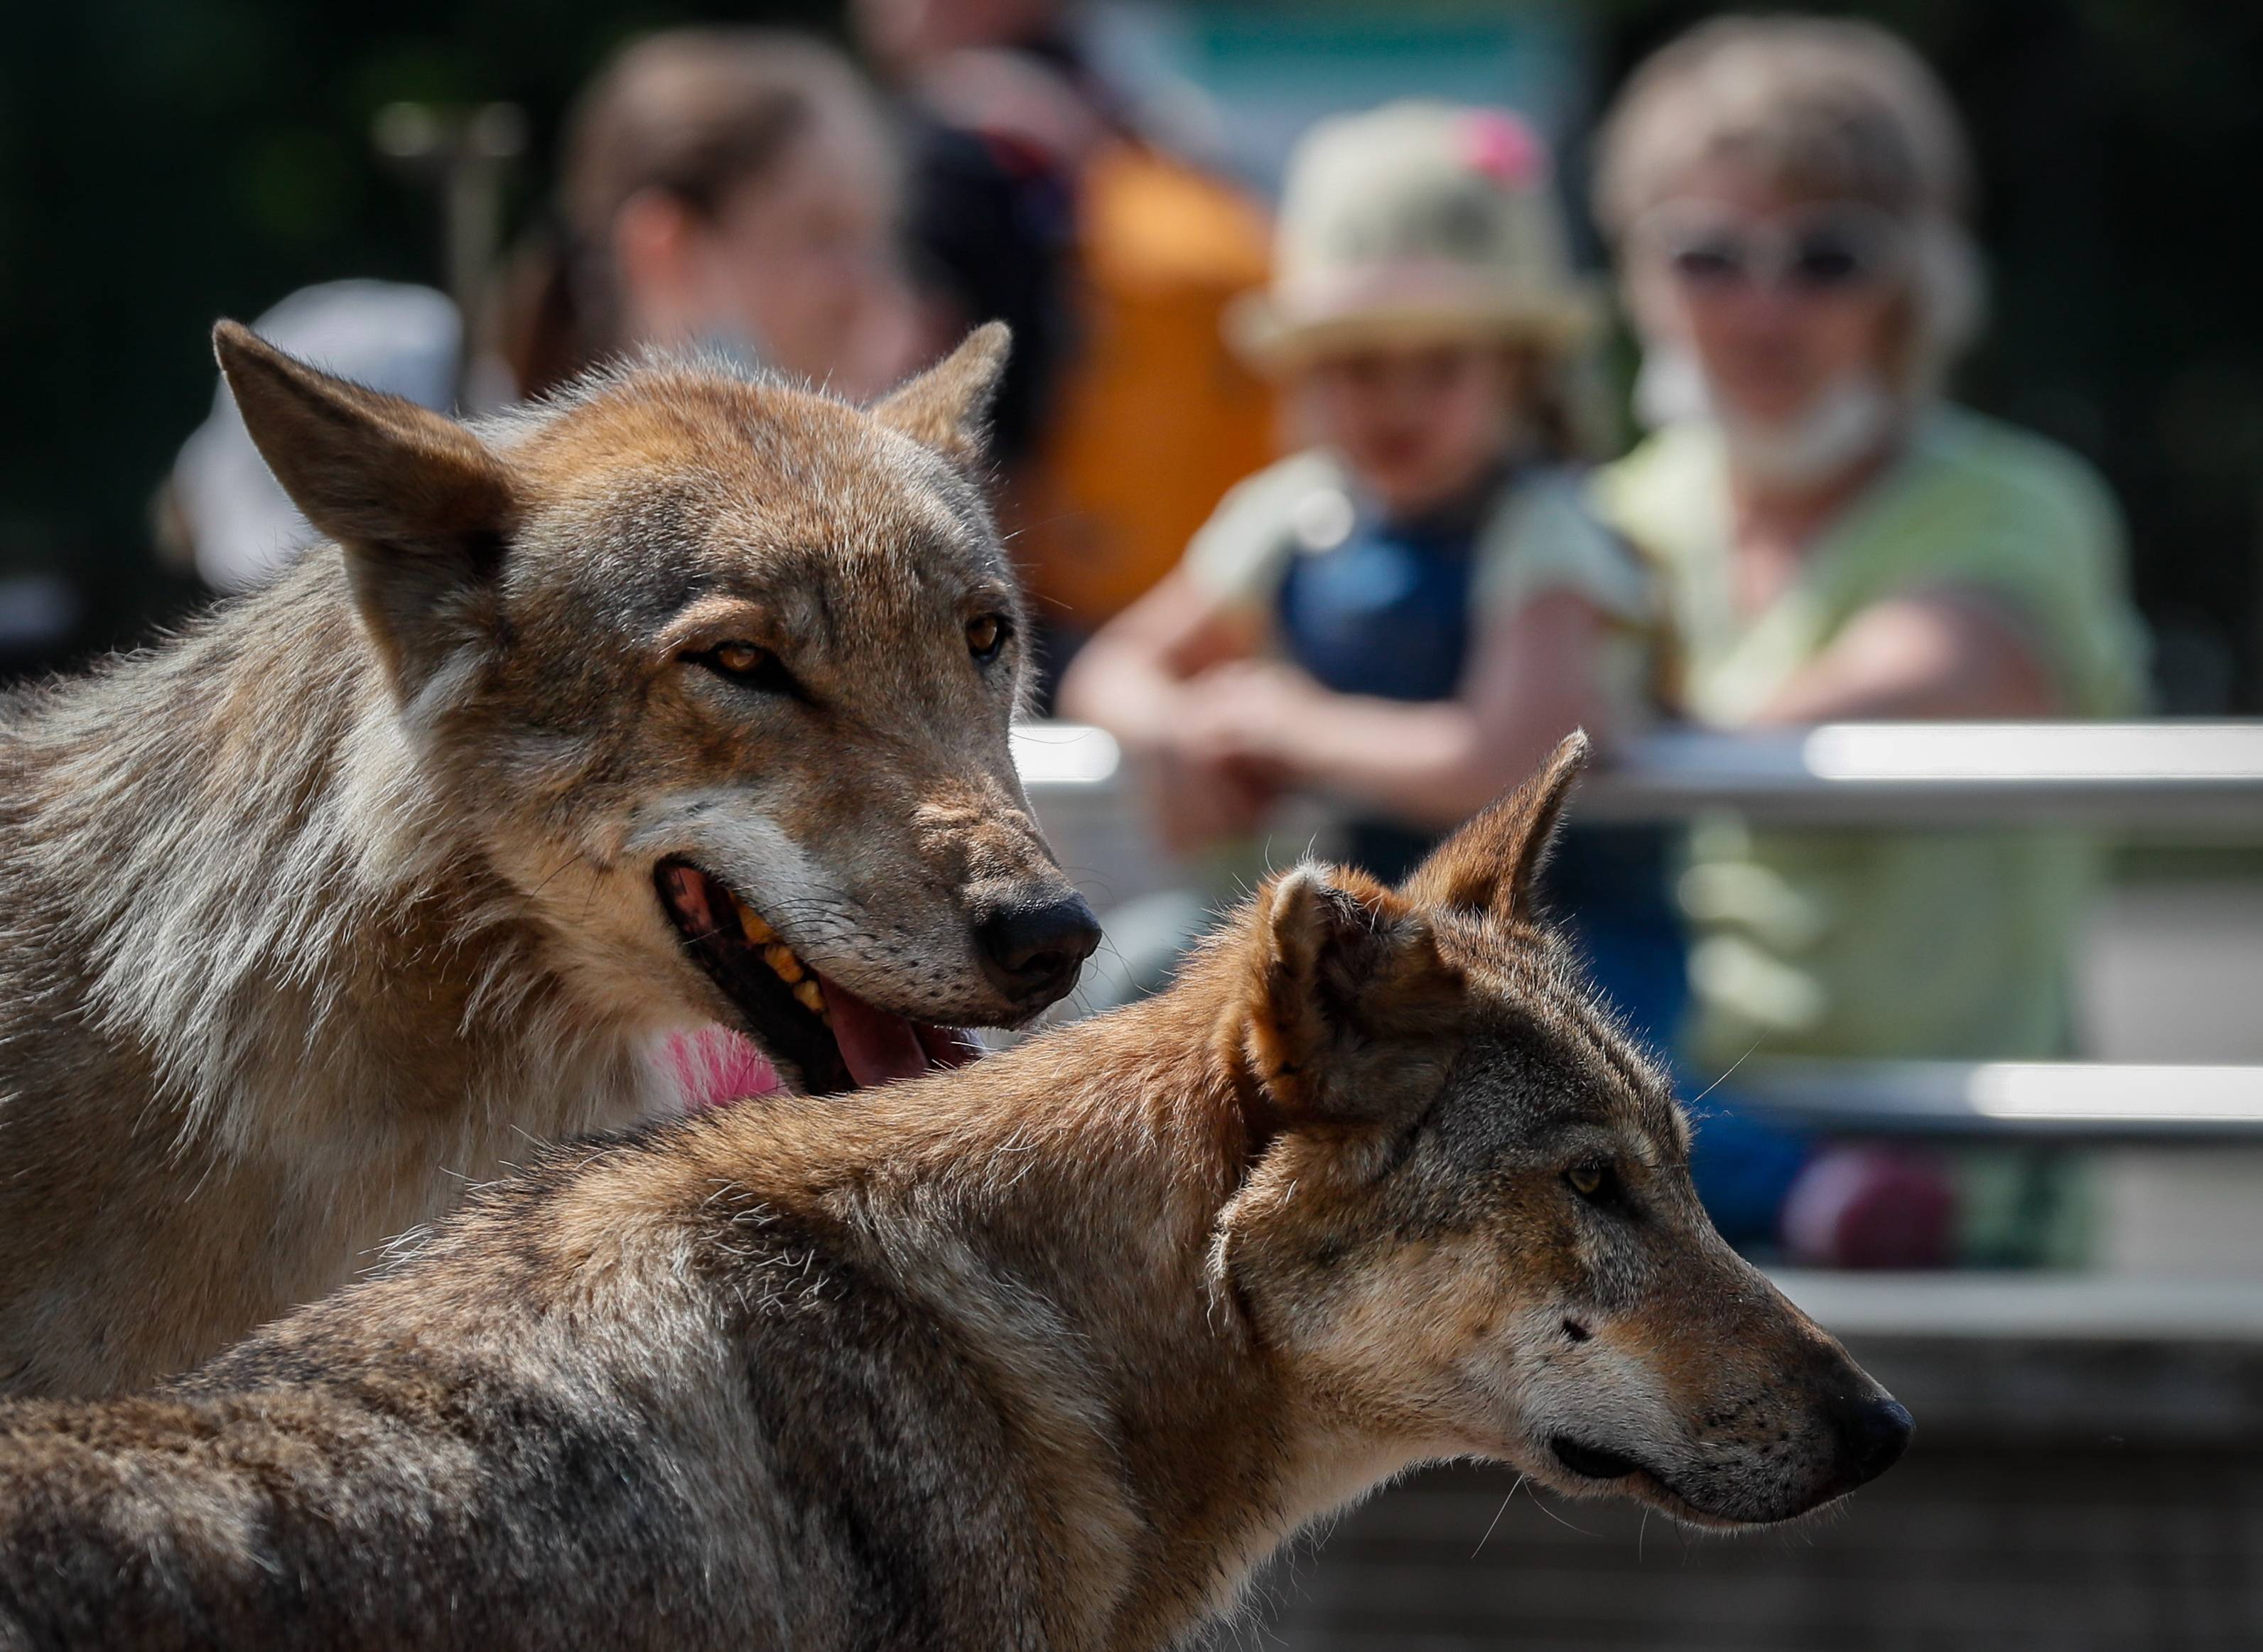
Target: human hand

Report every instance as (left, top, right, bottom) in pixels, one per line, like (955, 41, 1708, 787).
(1177, 658, 1327, 775)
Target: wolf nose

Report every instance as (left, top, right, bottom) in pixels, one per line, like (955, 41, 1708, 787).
(1832, 1392, 1913, 1486)
(976, 892, 1101, 1005)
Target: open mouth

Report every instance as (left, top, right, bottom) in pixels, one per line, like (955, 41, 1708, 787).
(1549, 1437, 1646, 1482)
(656, 859, 982, 1097)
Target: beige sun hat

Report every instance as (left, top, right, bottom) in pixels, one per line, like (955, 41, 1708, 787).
(1228, 101, 1600, 373)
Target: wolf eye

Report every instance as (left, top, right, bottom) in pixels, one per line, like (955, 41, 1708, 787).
(1566, 1163, 1619, 1206)
(966, 613, 1012, 664)
(693, 641, 801, 698)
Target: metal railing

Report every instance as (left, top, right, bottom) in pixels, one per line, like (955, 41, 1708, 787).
(1730, 1059, 2263, 1142)
(1581, 720, 2263, 829)
(1015, 718, 2263, 829)
(1013, 718, 2263, 1146)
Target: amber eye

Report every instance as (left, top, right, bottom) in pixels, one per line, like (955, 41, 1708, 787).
(713, 641, 769, 676)
(966, 613, 1011, 663)
(693, 640, 801, 698)
(1567, 1163, 1616, 1204)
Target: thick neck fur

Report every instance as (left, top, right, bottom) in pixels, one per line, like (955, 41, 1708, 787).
(681, 934, 1397, 1650)
(7, 555, 658, 1154)
(0, 554, 664, 1391)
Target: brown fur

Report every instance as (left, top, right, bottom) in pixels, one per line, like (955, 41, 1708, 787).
(0, 739, 1908, 1650)
(0, 322, 1095, 1398)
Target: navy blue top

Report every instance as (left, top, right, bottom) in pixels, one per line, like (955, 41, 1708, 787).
(1269, 466, 1687, 1052)
(1275, 497, 1487, 706)
(1270, 466, 1503, 879)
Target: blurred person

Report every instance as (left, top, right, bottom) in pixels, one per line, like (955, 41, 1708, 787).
(1061, 104, 1680, 1043)
(856, 0, 1093, 470)
(1008, 137, 1281, 696)
(502, 28, 917, 402)
(1590, 16, 2147, 1264)
(168, 29, 918, 595)
(860, 0, 1282, 703)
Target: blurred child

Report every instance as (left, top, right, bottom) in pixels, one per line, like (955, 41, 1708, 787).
(1061, 103, 1683, 1043)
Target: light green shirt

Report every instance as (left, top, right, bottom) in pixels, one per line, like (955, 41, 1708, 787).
(1593, 408, 2148, 1067)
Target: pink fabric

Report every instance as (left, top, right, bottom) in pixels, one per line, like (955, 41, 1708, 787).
(665, 1027, 783, 1112)
(1462, 109, 1544, 187)
(1782, 1146, 1957, 1270)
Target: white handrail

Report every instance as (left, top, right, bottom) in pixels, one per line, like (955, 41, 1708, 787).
(1730, 1059, 2263, 1140)
(1016, 719, 2263, 829)
(1582, 722, 2263, 828)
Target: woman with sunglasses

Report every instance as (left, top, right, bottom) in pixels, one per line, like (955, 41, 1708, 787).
(1590, 17, 2146, 1267)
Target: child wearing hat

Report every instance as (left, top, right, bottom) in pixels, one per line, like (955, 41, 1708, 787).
(1062, 102, 1682, 1041)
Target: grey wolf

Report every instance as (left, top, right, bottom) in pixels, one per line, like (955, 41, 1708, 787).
(0, 738, 1910, 1651)
(0, 320, 1097, 1398)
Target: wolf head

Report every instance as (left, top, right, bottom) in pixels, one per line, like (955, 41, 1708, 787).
(214, 321, 1098, 1095)
(1206, 735, 1909, 1527)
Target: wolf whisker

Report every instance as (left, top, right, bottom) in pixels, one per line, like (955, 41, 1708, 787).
(1517, 1474, 1598, 1538)
(1472, 1481, 1518, 1557)
(1687, 1035, 1766, 1112)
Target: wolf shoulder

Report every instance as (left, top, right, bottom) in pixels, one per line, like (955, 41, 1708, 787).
(0, 1124, 1054, 1652)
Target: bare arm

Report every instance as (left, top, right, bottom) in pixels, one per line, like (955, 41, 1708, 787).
(1754, 588, 2060, 725)
(1187, 590, 1621, 831)
(1056, 570, 1279, 856)
(1055, 568, 1260, 745)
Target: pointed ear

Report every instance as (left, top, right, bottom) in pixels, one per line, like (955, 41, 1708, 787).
(1236, 863, 1457, 1130)
(213, 319, 517, 696)
(870, 321, 1010, 468)
(1403, 730, 1591, 925)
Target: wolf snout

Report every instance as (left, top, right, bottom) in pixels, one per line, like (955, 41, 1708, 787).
(973, 890, 1102, 1008)
(1827, 1388, 1913, 1491)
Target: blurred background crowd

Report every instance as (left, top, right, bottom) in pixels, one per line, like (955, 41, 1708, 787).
(9, 1, 2260, 701)
(7, 0, 2263, 1641)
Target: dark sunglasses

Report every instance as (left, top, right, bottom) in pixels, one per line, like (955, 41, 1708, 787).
(1637, 203, 1908, 296)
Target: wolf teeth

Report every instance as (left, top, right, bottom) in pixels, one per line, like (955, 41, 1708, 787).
(733, 909, 822, 1020)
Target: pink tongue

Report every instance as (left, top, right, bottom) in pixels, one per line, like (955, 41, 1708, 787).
(821, 971, 940, 1089)
(917, 1023, 984, 1069)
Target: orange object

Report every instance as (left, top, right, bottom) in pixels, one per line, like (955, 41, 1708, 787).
(1017, 143, 1281, 630)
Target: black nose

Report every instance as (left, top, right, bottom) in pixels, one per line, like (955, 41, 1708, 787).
(975, 892, 1101, 1005)
(1832, 1392, 1913, 1486)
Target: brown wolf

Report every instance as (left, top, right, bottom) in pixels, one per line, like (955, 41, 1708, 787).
(0, 322, 1098, 1399)
(0, 739, 1910, 1651)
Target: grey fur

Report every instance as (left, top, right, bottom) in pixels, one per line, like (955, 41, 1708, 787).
(0, 322, 1087, 1396)
(0, 766, 1908, 1649)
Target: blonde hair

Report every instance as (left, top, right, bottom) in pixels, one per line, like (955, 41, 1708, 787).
(1594, 15, 1984, 376)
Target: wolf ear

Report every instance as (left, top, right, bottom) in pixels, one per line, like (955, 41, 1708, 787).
(213, 320, 517, 697)
(870, 321, 1010, 468)
(1403, 730, 1590, 925)
(1236, 863, 1456, 1131)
